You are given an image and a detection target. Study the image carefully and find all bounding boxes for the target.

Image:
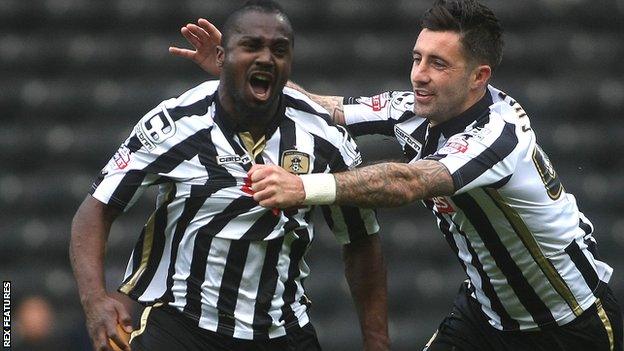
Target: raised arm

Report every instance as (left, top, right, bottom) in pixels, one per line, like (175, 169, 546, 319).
(70, 195, 133, 351)
(248, 160, 455, 208)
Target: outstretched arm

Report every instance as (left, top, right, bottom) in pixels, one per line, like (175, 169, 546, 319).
(248, 160, 455, 208)
(169, 18, 222, 76)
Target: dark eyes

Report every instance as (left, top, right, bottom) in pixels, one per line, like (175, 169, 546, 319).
(240, 41, 289, 57)
(412, 56, 447, 69)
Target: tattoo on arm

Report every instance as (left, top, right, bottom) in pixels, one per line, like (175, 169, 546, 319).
(334, 160, 454, 207)
(286, 81, 346, 125)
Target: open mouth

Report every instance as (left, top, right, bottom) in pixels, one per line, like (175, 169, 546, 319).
(249, 73, 272, 101)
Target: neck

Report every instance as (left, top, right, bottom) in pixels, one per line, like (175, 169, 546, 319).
(429, 88, 487, 127)
(217, 87, 278, 140)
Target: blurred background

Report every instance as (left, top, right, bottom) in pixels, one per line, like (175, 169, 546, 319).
(1, 0, 623, 350)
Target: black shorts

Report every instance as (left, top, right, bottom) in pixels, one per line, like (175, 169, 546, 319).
(130, 304, 322, 351)
(424, 282, 623, 351)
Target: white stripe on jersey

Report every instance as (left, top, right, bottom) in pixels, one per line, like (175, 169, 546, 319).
(91, 80, 379, 339)
(343, 85, 613, 331)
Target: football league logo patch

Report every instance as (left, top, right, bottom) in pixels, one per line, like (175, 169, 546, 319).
(281, 150, 310, 174)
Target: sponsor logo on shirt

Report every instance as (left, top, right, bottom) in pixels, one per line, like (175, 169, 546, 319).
(389, 92, 415, 117)
(136, 109, 176, 150)
(217, 154, 252, 165)
(438, 135, 469, 154)
(394, 125, 422, 158)
(113, 146, 132, 169)
(357, 94, 388, 112)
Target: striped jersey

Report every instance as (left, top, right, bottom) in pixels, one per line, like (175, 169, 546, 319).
(90, 80, 380, 339)
(343, 85, 613, 331)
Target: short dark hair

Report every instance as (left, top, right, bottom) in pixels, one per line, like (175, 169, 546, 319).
(421, 0, 503, 71)
(221, 0, 293, 47)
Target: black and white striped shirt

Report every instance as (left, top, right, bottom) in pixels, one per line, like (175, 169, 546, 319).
(343, 85, 613, 331)
(91, 81, 380, 339)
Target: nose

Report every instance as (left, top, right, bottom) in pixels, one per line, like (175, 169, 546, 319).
(255, 47, 274, 67)
(411, 60, 430, 85)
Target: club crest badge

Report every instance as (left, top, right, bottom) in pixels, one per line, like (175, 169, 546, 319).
(281, 150, 310, 174)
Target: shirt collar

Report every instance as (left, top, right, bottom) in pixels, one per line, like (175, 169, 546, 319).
(429, 89, 493, 138)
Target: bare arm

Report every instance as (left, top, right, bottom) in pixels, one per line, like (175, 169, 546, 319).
(70, 195, 132, 351)
(343, 235, 390, 351)
(248, 160, 455, 209)
(286, 81, 346, 125)
(334, 160, 454, 207)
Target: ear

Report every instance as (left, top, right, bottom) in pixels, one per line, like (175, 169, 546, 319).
(471, 64, 491, 89)
(216, 45, 225, 68)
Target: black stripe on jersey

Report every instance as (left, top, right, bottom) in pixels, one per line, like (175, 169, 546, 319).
(279, 229, 311, 327)
(216, 240, 251, 336)
(108, 129, 210, 210)
(311, 135, 332, 173)
(183, 196, 259, 319)
(128, 195, 171, 297)
(453, 193, 557, 326)
(565, 239, 600, 291)
(453, 218, 520, 330)
(284, 95, 332, 124)
(424, 199, 468, 272)
(444, 121, 518, 190)
(252, 237, 285, 339)
(347, 120, 395, 137)
(120, 187, 176, 297)
(108, 170, 146, 210)
(167, 93, 215, 122)
(485, 188, 581, 317)
(278, 117, 305, 233)
(240, 209, 281, 240)
(120, 226, 146, 288)
(311, 135, 349, 173)
(488, 174, 512, 189)
(160, 192, 208, 304)
(338, 206, 369, 242)
(320, 205, 333, 231)
(579, 219, 593, 235)
(143, 129, 211, 175)
(279, 115, 297, 154)
(425, 199, 518, 330)
(181, 233, 214, 322)
(179, 128, 239, 313)
(127, 135, 143, 152)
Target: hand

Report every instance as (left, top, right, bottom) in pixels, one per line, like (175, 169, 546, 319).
(83, 293, 133, 351)
(168, 18, 222, 76)
(248, 164, 306, 208)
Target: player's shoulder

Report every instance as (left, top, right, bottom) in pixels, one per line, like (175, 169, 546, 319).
(282, 86, 335, 126)
(283, 86, 332, 117)
(486, 85, 530, 125)
(133, 81, 219, 152)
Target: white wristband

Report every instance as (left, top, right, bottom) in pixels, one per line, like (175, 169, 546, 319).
(300, 173, 336, 205)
